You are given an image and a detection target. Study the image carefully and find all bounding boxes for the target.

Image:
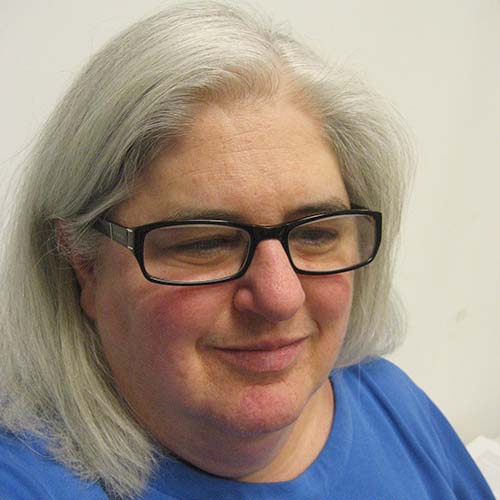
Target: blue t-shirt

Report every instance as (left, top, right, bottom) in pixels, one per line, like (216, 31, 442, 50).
(0, 358, 494, 499)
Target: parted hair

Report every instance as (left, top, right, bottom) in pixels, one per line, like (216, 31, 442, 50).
(0, 1, 413, 497)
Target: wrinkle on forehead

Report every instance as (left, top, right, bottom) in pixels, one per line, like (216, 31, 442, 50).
(154, 96, 328, 169)
(149, 101, 326, 179)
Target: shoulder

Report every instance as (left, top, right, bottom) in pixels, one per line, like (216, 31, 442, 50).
(0, 429, 104, 499)
(330, 358, 494, 499)
(333, 357, 449, 445)
(334, 357, 427, 406)
(340, 356, 417, 387)
(336, 357, 431, 406)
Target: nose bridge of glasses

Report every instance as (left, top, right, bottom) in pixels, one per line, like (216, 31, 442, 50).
(243, 224, 294, 276)
(251, 224, 288, 246)
(245, 224, 292, 271)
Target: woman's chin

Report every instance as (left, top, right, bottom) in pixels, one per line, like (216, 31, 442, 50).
(204, 379, 313, 438)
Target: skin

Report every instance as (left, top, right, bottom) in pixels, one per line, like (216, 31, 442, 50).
(74, 95, 353, 481)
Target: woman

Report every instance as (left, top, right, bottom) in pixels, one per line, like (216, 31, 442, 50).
(0, 1, 493, 499)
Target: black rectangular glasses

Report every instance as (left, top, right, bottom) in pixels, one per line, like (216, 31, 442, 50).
(92, 208, 382, 286)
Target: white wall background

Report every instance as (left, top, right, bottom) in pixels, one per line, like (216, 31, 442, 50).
(1, 0, 499, 444)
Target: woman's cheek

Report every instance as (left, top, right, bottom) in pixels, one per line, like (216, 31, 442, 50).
(303, 273, 353, 322)
(133, 284, 231, 346)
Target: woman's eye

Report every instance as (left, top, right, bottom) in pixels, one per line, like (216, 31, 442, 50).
(292, 229, 338, 246)
(173, 237, 236, 254)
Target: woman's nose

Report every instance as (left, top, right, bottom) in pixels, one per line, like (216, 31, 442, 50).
(233, 239, 306, 322)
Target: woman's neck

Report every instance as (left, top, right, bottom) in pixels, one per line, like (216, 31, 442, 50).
(161, 378, 334, 482)
(241, 378, 334, 482)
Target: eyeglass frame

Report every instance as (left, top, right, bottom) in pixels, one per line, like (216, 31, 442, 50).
(92, 207, 382, 286)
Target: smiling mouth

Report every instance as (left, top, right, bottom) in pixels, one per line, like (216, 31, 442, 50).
(212, 338, 307, 373)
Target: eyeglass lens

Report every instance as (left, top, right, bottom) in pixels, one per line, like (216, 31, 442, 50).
(143, 214, 376, 284)
(144, 225, 251, 283)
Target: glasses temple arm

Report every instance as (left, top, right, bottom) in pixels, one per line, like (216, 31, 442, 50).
(93, 219, 135, 251)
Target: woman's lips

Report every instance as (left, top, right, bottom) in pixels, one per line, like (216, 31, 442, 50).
(212, 338, 307, 373)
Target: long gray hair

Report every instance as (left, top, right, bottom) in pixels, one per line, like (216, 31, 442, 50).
(0, 1, 413, 497)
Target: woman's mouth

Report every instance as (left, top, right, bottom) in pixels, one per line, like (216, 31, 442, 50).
(212, 338, 307, 373)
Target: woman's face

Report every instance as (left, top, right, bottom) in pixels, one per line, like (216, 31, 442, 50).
(79, 96, 353, 452)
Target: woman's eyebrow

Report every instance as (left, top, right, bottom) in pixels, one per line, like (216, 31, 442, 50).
(164, 208, 246, 223)
(160, 199, 350, 224)
(284, 198, 351, 219)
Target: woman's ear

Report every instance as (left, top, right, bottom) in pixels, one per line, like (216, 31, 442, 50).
(55, 221, 97, 320)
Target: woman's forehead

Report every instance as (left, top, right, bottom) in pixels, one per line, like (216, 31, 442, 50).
(115, 98, 349, 226)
